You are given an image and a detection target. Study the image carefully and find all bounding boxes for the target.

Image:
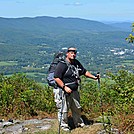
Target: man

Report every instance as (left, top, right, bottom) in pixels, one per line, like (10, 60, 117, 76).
(54, 47, 99, 132)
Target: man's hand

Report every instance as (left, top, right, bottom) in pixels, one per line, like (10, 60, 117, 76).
(96, 73, 100, 79)
(64, 86, 72, 94)
(94, 73, 100, 80)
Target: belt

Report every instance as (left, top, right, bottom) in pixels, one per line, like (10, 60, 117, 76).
(65, 81, 77, 86)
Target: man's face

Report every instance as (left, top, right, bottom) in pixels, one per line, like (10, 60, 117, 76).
(67, 49, 77, 60)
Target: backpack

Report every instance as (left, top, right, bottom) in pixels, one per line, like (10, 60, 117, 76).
(47, 50, 66, 88)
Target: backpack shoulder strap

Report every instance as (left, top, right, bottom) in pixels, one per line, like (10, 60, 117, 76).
(63, 59, 72, 75)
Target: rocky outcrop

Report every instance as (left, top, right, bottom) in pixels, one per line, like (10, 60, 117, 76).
(0, 118, 120, 134)
(0, 118, 55, 134)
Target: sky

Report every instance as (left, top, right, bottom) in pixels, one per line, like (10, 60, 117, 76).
(0, 0, 134, 22)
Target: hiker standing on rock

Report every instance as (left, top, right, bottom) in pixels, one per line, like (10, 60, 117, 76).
(54, 47, 100, 132)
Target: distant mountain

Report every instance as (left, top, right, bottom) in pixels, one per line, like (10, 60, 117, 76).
(0, 16, 129, 46)
(107, 22, 132, 32)
(0, 16, 120, 32)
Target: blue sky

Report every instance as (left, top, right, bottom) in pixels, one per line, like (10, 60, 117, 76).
(0, 0, 133, 22)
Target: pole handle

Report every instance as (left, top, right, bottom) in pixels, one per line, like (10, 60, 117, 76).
(97, 72, 100, 83)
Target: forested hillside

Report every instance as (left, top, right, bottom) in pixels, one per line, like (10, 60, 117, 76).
(0, 16, 133, 83)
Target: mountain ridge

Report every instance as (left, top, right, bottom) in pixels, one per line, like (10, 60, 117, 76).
(0, 16, 131, 46)
(0, 16, 125, 32)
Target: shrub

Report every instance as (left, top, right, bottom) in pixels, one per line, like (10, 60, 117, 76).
(0, 73, 56, 118)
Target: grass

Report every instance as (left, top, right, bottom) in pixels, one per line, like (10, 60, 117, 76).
(121, 60, 134, 66)
(22, 66, 42, 71)
(0, 61, 17, 66)
(26, 72, 46, 77)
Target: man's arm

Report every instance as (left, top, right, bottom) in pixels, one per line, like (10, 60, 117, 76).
(54, 78, 72, 93)
(84, 71, 99, 80)
(54, 78, 65, 89)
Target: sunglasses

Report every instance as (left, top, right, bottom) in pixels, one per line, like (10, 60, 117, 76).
(67, 50, 77, 54)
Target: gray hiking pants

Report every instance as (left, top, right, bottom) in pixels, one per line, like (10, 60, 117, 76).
(53, 88, 84, 128)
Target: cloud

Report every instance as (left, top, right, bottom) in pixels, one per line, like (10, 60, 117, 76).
(74, 2, 82, 6)
(64, 2, 83, 6)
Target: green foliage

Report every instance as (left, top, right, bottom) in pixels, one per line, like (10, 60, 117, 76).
(0, 73, 56, 117)
(103, 70, 134, 133)
(126, 22, 134, 43)
(107, 70, 134, 108)
(79, 70, 134, 133)
(80, 79, 100, 116)
(0, 70, 133, 133)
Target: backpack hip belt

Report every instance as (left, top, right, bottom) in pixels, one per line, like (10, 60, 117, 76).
(65, 81, 76, 86)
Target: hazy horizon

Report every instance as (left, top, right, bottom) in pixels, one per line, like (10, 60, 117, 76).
(0, 0, 134, 22)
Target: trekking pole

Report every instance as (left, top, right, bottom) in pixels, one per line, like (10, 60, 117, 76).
(97, 73, 105, 128)
(97, 72, 111, 133)
(97, 72, 103, 115)
(58, 91, 64, 134)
